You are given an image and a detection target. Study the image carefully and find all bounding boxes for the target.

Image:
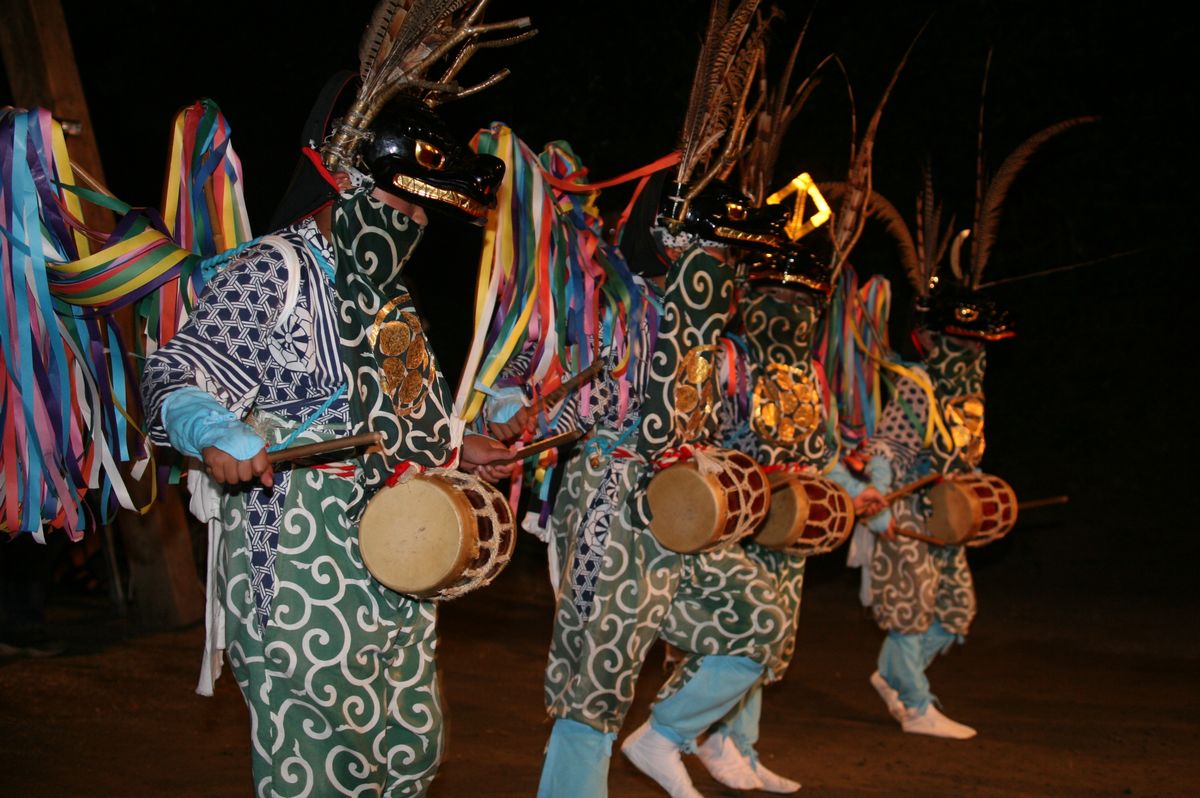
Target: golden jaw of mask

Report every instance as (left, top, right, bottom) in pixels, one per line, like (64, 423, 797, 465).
(391, 174, 489, 218)
(712, 227, 782, 248)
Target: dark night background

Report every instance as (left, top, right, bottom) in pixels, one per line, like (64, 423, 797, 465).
(3, 0, 1196, 611)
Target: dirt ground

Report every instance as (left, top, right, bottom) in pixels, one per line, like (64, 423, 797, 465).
(1, 541, 1196, 798)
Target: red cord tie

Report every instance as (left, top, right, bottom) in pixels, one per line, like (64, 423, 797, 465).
(762, 462, 813, 475)
(384, 447, 460, 487)
(652, 444, 710, 472)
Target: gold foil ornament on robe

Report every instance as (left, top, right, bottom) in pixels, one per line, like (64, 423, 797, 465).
(369, 294, 432, 416)
(674, 345, 718, 441)
(944, 394, 985, 466)
(752, 363, 820, 445)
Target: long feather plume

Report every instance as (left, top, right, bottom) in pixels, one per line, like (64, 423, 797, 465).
(738, 7, 832, 205)
(674, 0, 766, 198)
(920, 162, 956, 290)
(828, 22, 926, 281)
(822, 181, 922, 289)
(969, 115, 1098, 286)
(322, 0, 533, 170)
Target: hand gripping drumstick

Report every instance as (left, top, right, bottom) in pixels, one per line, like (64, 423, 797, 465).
(493, 430, 583, 465)
(266, 431, 384, 465)
(854, 473, 945, 516)
(855, 472, 949, 546)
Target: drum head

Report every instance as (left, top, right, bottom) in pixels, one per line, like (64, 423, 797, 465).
(927, 480, 979, 544)
(359, 478, 474, 595)
(756, 474, 809, 549)
(647, 465, 722, 554)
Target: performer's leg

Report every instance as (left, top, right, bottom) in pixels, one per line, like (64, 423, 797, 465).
(738, 543, 806, 679)
(933, 545, 977, 636)
(649, 654, 764, 750)
(218, 498, 274, 798)
(877, 627, 975, 740)
(712, 683, 762, 757)
(540, 461, 681, 797)
(919, 617, 959, 668)
(878, 630, 933, 712)
(382, 599, 443, 798)
(537, 718, 616, 798)
(225, 470, 450, 797)
(623, 546, 790, 795)
(696, 545, 803, 792)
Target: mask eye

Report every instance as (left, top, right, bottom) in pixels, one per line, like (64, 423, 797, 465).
(725, 202, 747, 221)
(415, 141, 446, 171)
(955, 306, 980, 322)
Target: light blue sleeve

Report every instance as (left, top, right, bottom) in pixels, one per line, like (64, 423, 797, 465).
(161, 386, 265, 461)
(865, 455, 894, 492)
(829, 457, 894, 533)
(481, 385, 530, 425)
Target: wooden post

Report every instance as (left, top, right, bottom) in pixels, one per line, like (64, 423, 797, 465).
(0, 0, 111, 232)
(1, 0, 204, 629)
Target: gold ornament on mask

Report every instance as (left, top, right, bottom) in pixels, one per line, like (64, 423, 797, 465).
(674, 346, 718, 441)
(752, 363, 820, 444)
(369, 294, 431, 415)
(945, 394, 986, 466)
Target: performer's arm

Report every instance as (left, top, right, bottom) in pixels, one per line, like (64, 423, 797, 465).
(141, 247, 288, 485)
(829, 455, 894, 532)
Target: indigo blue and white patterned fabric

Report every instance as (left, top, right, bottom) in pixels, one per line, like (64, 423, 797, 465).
(143, 218, 348, 625)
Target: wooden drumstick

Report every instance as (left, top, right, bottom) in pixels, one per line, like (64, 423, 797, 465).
(856, 473, 945, 518)
(879, 473, 944, 506)
(1018, 495, 1069, 511)
(267, 431, 383, 465)
(533, 361, 604, 414)
(889, 486, 1062, 547)
(492, 430, 583, 465)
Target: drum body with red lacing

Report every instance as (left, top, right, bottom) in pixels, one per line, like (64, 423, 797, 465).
(755, 471, 854, 555)
(358, 469, 516, 600)
(926, 473, 1018, 547)
(646, 448, 769, 554)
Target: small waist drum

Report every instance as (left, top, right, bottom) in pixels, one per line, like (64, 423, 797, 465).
(646, 448, 769, 554)
(756, 472, 854, 556)
(358, 469, 516, 600)
(926, 473, 1018, 546)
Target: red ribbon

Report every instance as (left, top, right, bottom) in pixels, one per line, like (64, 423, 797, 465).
(539, 152, 680, 194)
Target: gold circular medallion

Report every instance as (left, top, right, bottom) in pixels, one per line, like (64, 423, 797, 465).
(374, 309, 431, 415)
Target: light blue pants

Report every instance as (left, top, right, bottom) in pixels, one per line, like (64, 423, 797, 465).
(878, 619, 960, 712)
(650, 655, 763, 752)
(537, 718, 615, 798)
(537, 656, 762, 797)
(711, 684, 763, 763)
